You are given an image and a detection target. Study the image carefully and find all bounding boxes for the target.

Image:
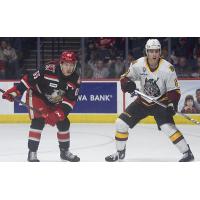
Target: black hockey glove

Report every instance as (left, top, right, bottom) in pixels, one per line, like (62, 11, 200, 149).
(120, 77, 136, 94)
(166, 103, 176, 116)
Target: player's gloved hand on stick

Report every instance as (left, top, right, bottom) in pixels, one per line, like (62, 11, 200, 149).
(166, 103, 176, 116)
(120, 77, 136, 94)
(43, 107, 65, 126)
(2, 86, 21, 102)
(130, 88, 139, 97)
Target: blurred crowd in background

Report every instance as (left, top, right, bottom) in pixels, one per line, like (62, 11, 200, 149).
(0, 37, 200, 80)
(0, 38, 36, 80)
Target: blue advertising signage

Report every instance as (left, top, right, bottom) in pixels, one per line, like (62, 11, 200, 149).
(14, 82, 117, 114)
(14, 97, 28, 113)
(72, 82, 117, 113)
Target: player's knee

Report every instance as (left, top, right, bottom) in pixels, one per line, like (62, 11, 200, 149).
(56, 118, 70, 131)
(30, 118, 45, 130)
(115, 118, 129, 133)
(160, 123, 178, 137)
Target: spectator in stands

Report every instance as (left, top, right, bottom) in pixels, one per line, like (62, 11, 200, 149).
(109, 56, 125, 78)
(161, 46, 169, 61)
(87, 51, 97, 69)
(114, 38, 125, 52)
(127, 52, 135, 68)
(1, 40, 20, 79)
(175, 56, 191, 77)
(129, 37, 146, 59)
(0, 46, 7, 79)
(181, 95, 198, 113)
(85, 39, 97, 62)
(193, 38, 200, 59)
(95, 37, 116, 49)
(194, 89, 200, 113)
(84, 63, 93, 78)
(91, 59, 109, 79)
(173, 37, 192, 59)
(95, 37, 115, 61)
(191, 57, 200, 78)
(170, 53, 179, 66)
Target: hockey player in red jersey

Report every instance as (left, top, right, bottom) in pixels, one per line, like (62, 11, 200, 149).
(2, 51, 80, 162)
(105, 39, 194, 162)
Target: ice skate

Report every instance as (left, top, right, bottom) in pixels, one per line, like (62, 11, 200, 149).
(179, 145, 194, 162)
(60, 149, 80, 162)
(27, 151, 40, 162)
(105, 149, 126, 162)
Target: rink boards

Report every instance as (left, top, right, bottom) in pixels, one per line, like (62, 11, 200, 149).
(0, 80, 200, 124)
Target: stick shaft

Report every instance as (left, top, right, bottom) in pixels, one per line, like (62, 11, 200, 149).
(134, 90, 200, 125)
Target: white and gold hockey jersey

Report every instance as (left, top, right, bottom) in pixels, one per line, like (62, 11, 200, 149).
(125, 57, 180, 104)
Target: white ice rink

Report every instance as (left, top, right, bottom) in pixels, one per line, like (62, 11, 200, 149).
(0, 123, 199, 162)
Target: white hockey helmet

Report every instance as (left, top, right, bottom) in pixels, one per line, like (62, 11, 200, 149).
(145, 39, 161, 55)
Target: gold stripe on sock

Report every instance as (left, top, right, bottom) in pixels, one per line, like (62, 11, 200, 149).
(170, 131, 183, 143)
(115, 132, 128, 140)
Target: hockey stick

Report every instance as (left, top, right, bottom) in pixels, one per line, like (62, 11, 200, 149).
(0, 88, 42, 115)
(133, 90, 200, 125)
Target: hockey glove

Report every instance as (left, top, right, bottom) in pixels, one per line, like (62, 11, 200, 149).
(120, 77, 136, 94)
(43, 107, 65, 127)
(2, 86, 21, 102)
(166, 103, 176, 116)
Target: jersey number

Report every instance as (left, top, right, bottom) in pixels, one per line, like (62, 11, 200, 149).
(174, 79, 179, 87)
(33, 71, 40, 79)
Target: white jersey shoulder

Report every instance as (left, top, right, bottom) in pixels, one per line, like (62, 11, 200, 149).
(127, 57, 179, 100)
(128, 57, 146, 80)
(129, 57, 174, 75)
(158, 58, 175, 73)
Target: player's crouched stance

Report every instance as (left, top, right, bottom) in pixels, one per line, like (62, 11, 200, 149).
(105, 39, 194, 162)
(2, 51, 80, 162)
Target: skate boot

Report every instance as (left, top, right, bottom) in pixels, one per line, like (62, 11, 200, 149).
(60, 149, 80, 162)
(179, 145, 194, 162)
(105, 149, 126, 162)
(27, 151, 40, 162)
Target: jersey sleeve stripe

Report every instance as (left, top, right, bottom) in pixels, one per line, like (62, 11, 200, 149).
(62, 98, 76, 109)
(21, 78, 31, 89)
(67, 82, 76, 89)
(62, 101, 74, 109)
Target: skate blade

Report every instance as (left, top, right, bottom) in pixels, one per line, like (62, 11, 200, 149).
(61, 158, 69, 162)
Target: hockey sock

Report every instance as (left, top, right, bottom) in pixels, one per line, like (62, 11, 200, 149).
(160, 123, 189, 154)
(28, 118, 45, 152)
(114, 118, 129, 151)
(56, 119, 70, 151)
(115, 131, 128, 151)
(28, 128, 42, 152)
(57, 131, 70, 150)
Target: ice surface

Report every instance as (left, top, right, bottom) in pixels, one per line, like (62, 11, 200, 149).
(0, 123, 199, 162)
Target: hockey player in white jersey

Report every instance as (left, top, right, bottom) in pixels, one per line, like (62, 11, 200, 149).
(105, 39, 194, 162)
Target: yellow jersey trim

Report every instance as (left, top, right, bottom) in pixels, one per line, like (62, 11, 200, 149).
(145, 57, 163, 73)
